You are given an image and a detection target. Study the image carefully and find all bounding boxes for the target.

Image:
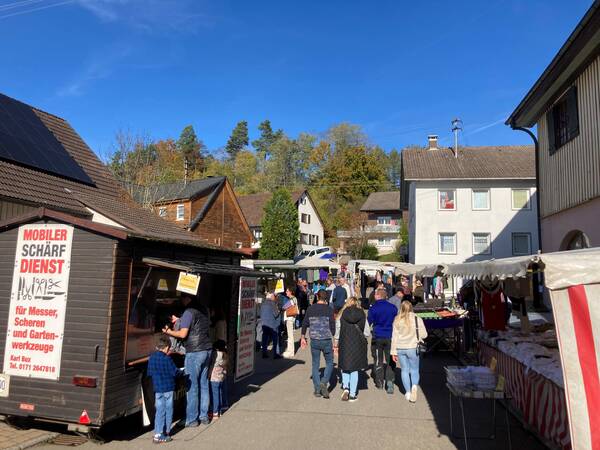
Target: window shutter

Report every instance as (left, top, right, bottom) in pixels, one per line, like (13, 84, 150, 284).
(567, 85, 579, 139)
(546, 108, 556, 154)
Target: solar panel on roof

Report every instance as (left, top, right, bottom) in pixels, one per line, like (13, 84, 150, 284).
(0, 94, 95, 186)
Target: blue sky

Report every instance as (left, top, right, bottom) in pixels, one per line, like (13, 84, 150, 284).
(0, 0, 593, 156)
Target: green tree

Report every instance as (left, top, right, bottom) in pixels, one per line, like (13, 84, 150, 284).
(233, 150, 259, 192)
(225, 121, 249, 160)
(386, 148, 402, 188)
(265, 133, 314, 190)
(176, 125, 205, 173)
(252, 120, 283, 160)
(259, 189, 300, 259)
(348, 241, 378, 260)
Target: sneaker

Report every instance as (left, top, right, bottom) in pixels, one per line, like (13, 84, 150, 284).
(341, 389, 349, 401)
(199, 417, 210, 425)
(153, 434, 162, 444)
(405, 392, 411, 401)
(160, 435, 172, 443)
(410, 385, 418, 403)
(375, 381, 383, 390)
(348, 395, 358, 402)
(320, 382, 330, 399)
(185, 421, 199, 428)
(313, 390, 322, 398)
(386, 381, 395, 395)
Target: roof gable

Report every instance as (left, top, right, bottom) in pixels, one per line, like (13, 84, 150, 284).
(133, 176, 226, 204)
(360, 191, 401, 212)
(401, 146, 535, 181)
(238, 189, 305, 227)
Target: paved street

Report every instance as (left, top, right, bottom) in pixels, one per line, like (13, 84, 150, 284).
(27, 333, 545, 450)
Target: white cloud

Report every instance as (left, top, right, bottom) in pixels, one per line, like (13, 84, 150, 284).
(56, 44, 132, 97)
(77, 0, 213, 32)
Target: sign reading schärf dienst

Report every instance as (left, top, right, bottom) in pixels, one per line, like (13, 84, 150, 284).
(3, 224, 73, 380)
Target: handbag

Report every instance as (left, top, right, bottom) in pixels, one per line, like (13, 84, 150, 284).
(414, 315, 427, 355)
(284, 302, 299, 317)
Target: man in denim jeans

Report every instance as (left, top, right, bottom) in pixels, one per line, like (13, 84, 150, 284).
(301, 290, 336, 398)
(163, 294, 212, 426)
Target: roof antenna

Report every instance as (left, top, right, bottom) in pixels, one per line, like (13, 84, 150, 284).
(451, 118, 463, 159)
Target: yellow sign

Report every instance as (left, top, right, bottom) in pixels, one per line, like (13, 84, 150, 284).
(176, 272, 201, 295)
(274, 279, 284, 294)
(489, 356, 498, 372)
(157, 279, 169, 291)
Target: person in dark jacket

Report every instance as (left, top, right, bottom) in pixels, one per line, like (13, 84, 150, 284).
(367, 288, 398, 394)
(331, 278, 348, 312)
(163, 294, 212, 426)
(301, 290, 336, 398)
(334, 297, 368, 402)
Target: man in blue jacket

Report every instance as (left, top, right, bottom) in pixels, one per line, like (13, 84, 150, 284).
(367, 288, 398, 394)
(331, 277, 348, 313)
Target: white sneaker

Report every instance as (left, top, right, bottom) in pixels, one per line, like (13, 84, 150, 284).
(410, 385, 418, 403)
(405, 392, 411, 401)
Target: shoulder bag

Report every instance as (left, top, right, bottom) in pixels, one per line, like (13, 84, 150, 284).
(414, 315, 427, 355)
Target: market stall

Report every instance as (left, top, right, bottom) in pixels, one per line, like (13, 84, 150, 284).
(443, 248, 600, 450)
(0, 209, 271, 432)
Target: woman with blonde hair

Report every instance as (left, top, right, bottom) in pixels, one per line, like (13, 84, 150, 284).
(391, 301, 427, 402)
(334, 297, 369, 402)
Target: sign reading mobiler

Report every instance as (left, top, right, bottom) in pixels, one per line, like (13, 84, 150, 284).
(3, 224, 73, 380)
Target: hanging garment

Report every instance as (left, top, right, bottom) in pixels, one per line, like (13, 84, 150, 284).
(434, 277, 444, 296)
(479, 282, 507, 331)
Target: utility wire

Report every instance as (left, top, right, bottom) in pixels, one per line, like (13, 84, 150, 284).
(0, 0, 74, 19)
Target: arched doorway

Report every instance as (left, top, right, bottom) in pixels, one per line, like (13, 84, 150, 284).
(560, 230, 591, 251)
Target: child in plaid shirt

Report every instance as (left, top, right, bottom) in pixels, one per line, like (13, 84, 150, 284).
(147, 336, 179, 443)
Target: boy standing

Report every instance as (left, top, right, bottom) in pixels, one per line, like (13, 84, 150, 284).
(147, 336, 179, 443)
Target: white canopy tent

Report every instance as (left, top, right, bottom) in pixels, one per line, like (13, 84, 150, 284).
(441, 248, 600, 450)
(349, 259, 430, 276)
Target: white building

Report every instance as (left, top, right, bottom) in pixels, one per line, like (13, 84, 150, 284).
(401, 136, 539, 273)
(238, 189, 325, 254)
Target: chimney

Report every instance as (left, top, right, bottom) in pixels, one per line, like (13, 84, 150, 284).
(427, 134, 438, 150)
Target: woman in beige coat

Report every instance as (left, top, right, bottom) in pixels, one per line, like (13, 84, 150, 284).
(391, 301, 427, 402)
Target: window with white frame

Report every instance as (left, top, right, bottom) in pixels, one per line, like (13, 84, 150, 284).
(377, 216, 391, 225)
(301, 213, 311, 224)
(438, 189, 456, 210)
(472, 233, 491, 255)
(512, 233, 531, 256)
(439, 233, 457, 254)
(235, 242, 243, 249)
(253, 229, 262, 240)
(158, 207, 167, 217)
(512, 189, 531, 210)
(310, 235, 319, 246)
(176, 204, 185, 221)
(377, 237, 392, 247)
(472, 189, 490, 210)
(301, 233, 310, 245)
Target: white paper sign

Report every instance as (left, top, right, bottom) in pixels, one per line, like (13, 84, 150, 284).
(176, 272, 200, 295)
(235, 277, 257, 381)
(3, 224, 73, 380)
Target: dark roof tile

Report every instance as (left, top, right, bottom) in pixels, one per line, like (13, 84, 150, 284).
(402, 146, 535, 180)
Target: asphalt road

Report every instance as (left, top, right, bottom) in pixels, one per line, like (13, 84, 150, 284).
(34, 333, 545, 450)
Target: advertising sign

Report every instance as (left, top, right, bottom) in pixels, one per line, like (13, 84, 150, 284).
(235, 277, 257, 381)
(176, 272, 200, 295)
(3, 224, 73, 380)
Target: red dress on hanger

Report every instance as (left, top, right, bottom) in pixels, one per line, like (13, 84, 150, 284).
(480, 283, 507, 331)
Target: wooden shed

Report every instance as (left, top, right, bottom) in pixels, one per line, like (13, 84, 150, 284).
(0, 208, 267, 431)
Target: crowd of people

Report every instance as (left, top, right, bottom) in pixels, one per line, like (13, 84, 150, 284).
(146, 274, 427, 444)
(260, 275, 428, 403)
